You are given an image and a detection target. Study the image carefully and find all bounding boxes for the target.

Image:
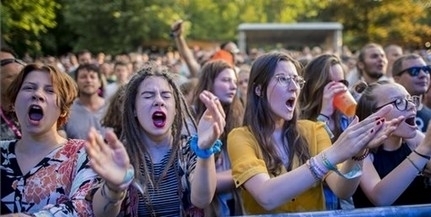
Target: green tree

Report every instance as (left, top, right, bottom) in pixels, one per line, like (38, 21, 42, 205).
(1, 0, 60, 56)
(62, 0, 183, 54)
(321, 0, 431, 49)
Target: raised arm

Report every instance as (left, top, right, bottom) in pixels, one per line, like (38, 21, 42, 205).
(171, 20, 201, 78)
(229, 105, 394, 211)
(85, 128, 133, 217)
(359, 123, 431, 206)
(189, 90, 225, 208)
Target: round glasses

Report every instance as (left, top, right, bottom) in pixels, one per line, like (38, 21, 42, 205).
(275, 74, 305, 89)
(375, 95, 420, 111)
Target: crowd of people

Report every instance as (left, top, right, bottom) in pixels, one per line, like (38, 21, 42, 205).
(1, 19, 431, 217)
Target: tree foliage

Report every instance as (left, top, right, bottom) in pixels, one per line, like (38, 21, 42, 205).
(1, 0, 60, 56)
(321, 0, 431, 50)
(1, 0, 430, 56)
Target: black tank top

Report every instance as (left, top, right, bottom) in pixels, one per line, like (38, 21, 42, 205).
(353, 142, 431, 208)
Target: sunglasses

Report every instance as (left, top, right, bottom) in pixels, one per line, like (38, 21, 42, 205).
(338, 79, 349, 87)
(0, 58, 26, 67)
(395, 65, 431, 77)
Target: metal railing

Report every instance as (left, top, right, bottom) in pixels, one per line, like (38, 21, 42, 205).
(240, 204, 431, 217)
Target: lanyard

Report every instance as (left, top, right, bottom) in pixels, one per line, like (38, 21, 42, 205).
(0, 107, 22, 138)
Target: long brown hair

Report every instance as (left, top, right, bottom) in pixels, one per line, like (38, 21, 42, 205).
(101, 85, 126, 137)
(122, 64, 196, 189)
(244, 51, 309, 176)
(192, 60, 244, 145)
(299, 54, 346, 139)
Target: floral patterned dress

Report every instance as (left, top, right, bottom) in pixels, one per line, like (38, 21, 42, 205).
(1, 139, 99, 216)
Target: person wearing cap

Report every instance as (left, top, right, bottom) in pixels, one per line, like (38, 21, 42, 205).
(0, 47, 26, 140)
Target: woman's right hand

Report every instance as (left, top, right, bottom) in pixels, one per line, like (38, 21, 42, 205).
(320, 81, 348, 116)
(85, 127, 131, 190)
(327, 104, 394, 164)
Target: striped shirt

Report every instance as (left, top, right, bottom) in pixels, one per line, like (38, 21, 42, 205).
(138, 151, 181, 216)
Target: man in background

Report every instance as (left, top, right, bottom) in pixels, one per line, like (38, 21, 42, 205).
(0, 47, 25, 140)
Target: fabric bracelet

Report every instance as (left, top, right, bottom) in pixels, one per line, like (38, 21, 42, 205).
(310, 156, 328, 179)
(306, 160, 321, 181)
(413, 150, 431, 160)
(102, 182, 126, 203)
(189, 135, 223, 159)
(352, 148, 370, 161)
(105, 165, 135, 193)
(406, 156, 423, 174)
(318, 113, 330, 120)
(321, 153, 362, 179)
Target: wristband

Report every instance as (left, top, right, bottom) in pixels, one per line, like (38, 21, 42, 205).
(352, 148, 370, 161)
(318, 113, 330, 120)
(406, 156, 423, 175)
(189, 135, 223, 159)
(413, 149, 431, 160)
(105, 165, 135, 192)
(321, 152, 362, 179)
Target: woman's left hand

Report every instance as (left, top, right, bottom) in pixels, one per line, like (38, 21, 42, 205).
(367, 116, 405, 149)
(196, 90, 226, 150)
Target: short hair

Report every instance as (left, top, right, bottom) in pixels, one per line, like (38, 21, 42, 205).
(114, 61, 129, 70)
(76, 49, 92, 58)
(1, 46, 19, 58)
(358, 43, 383, 63)
(392, 54, 423, 76)
(74, 63, 101, 80)
(6, 63, 78, 128)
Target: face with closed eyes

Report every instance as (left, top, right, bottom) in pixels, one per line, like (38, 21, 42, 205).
(135, 76, 176, 140)
(14, 70, 61, 135)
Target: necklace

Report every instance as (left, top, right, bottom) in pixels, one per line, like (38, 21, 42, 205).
(0, 107, 21, 138)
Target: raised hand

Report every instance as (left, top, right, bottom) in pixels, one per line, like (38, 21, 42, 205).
(171, 19, 184, 37)
(196, 90, 226, 150)
(367, 115, 405, 149)
(321, 81, 348, 116)
(85, 127, 131, 190)
(328, 104, 394, 164)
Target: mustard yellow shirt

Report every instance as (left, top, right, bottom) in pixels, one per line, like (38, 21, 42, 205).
(227, 120, 331, 214)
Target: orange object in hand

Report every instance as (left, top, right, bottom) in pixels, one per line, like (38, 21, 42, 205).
(333, 90, 357, 117)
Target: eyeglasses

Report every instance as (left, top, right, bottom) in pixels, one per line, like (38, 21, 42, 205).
(395, 65, 431, 77)
(375, 95, 421, 111)
(0, 58, 26, 67)
(275, 74, 305, 89)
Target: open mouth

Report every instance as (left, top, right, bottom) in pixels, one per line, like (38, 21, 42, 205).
(28, 105, 44, 122)
(404, 116, 416, 126)
(152, 111, 166, 128)
(285, 97, 295, 110)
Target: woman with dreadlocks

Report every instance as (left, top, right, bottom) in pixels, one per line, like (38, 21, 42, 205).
(86, 64, 226, 217)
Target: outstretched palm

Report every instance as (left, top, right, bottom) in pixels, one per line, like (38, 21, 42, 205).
(197, 91, 226, 150)
(85, 128, 130, 189)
